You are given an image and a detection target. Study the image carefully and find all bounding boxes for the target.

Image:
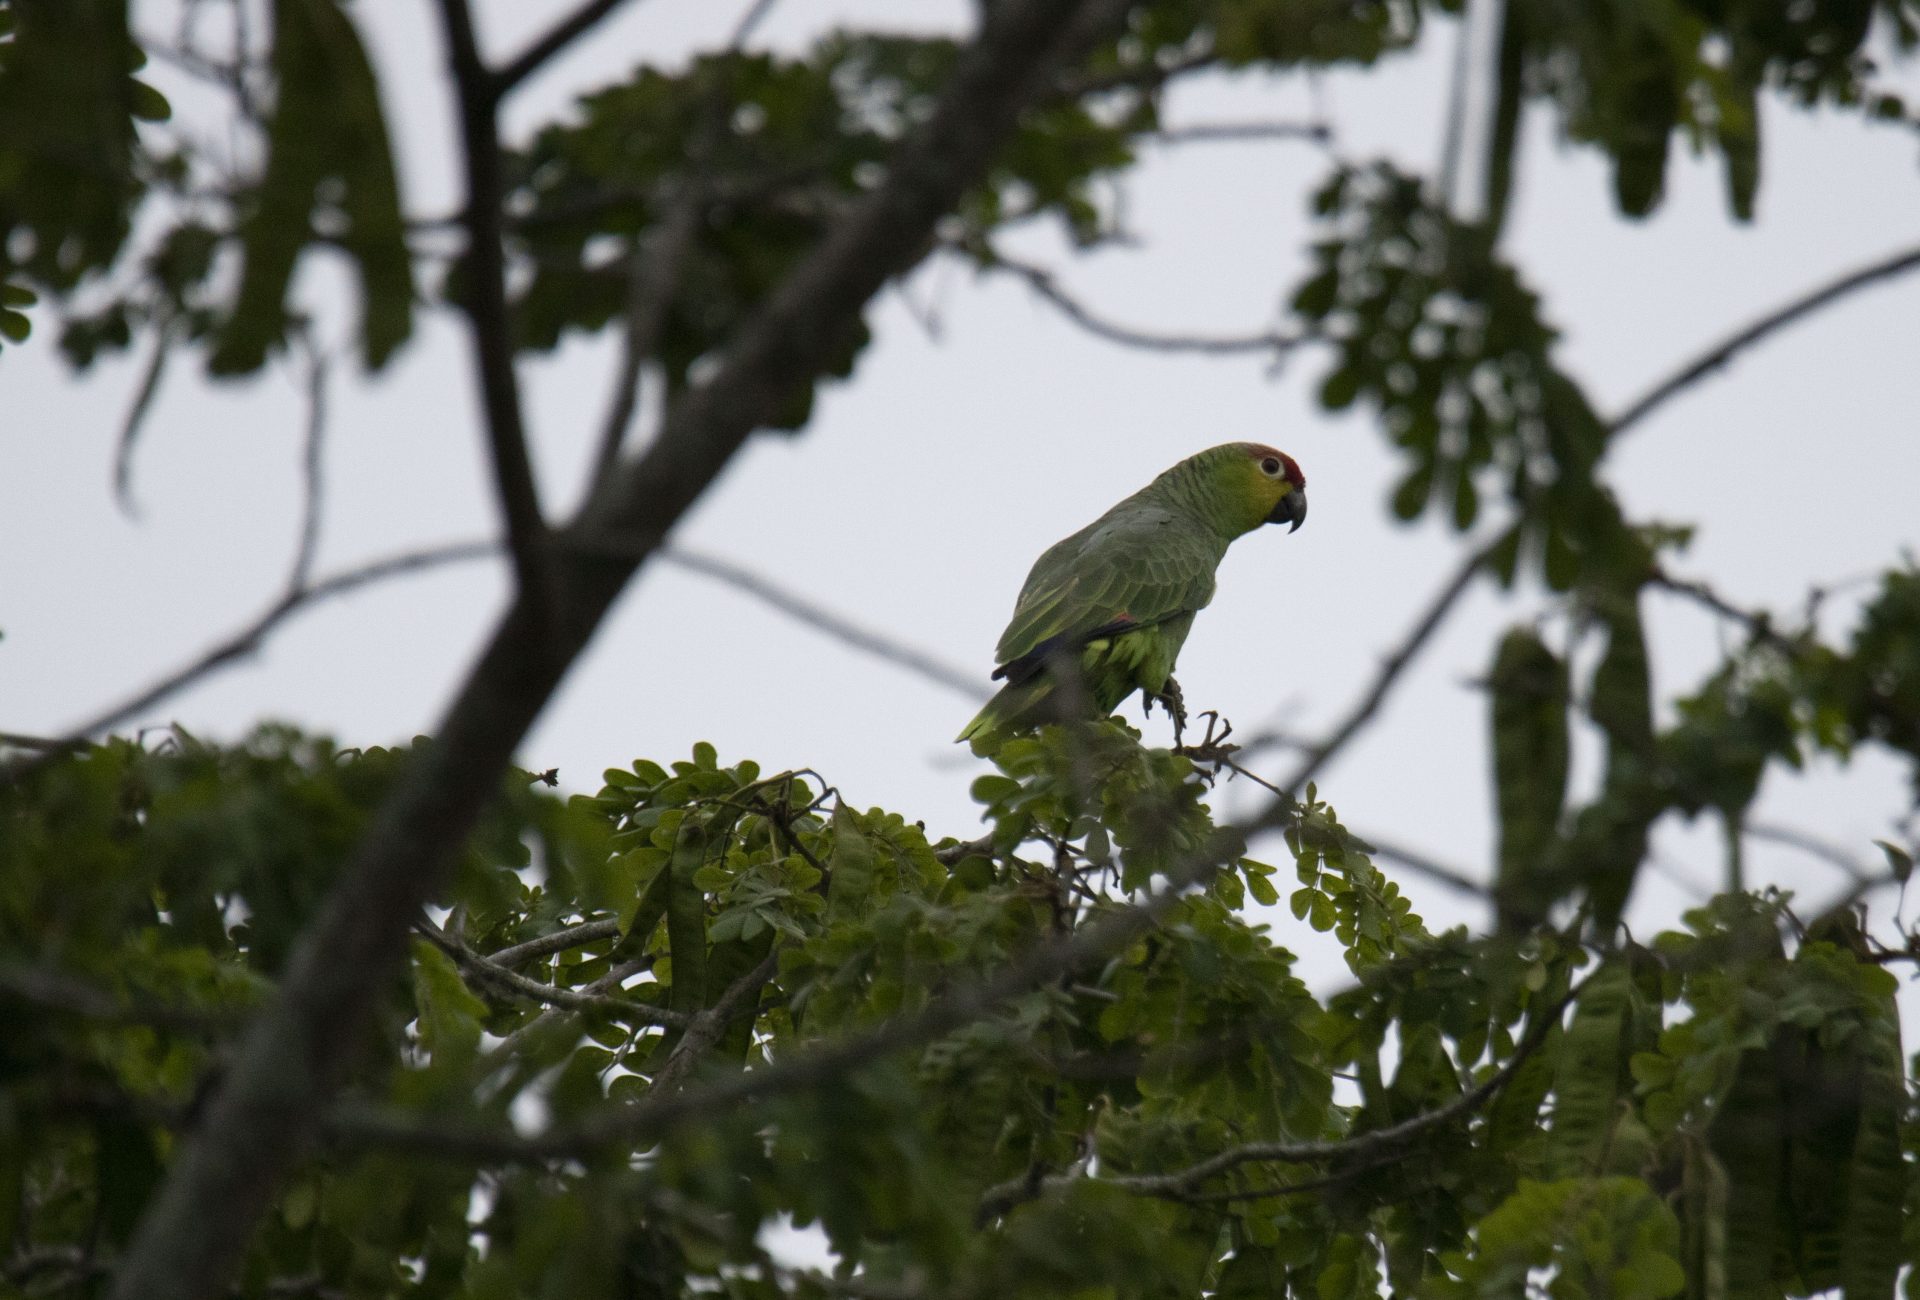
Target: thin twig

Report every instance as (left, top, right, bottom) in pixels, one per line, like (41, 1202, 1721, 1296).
(1610, 242, 1920, 436)
(0, 541, 499, 784)
(967, 246, 1304, 359)
(587, 198, 703, 490)
(1357, 832, 1489, 899)
(287, 331, 331, 594)
(1267, 538, 1492, 804)
(1150, 121, 1331, 147)
(1746, 821, 1873, 883)
(113, 314, 178, 518)
(657, 547, 988, 700)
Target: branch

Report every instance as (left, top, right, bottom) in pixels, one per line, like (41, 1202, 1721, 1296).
(1647, 568, 1799, 653)
(978, 971, 1582, 1214)
(415, 920, 688, 1026)
(1609, 242, 1920, 437)
(967, 246, 1305, 359)
(0, 540, 499, 786)
(491, 0, 642, 99)
(332, 825, 1245, 1164)
(434, 0, 549, 593)
(486, 918, 624, 968)
(1358, 832, 1489, 900)
(108, 7, 1132, 1296)
(646, 948, 782, 1093)
(1149, 120, 1331, 147)
(1746, 821, 1874, 883)
(287, 330, 331, 594)
(657, 547, 988, 701)
(1263, 538, 1492, 807)
(0, 963, 247, 1031)
(587, 196, 704, 490)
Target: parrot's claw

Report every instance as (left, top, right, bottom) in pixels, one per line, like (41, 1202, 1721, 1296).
(1173, 711, 1241, 778)
(1153, 677, 1190, 746)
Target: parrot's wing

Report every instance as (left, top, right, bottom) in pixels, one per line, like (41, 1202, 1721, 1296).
(993, 506, 1221, 670)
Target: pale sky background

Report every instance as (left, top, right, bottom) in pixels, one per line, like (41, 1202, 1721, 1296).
(6, 0, 1920, 991)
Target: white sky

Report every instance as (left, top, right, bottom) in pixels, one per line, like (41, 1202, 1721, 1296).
(5, 1, 1920, 988)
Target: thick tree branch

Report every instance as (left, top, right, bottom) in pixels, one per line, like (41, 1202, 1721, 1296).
(108, 7, 1132, 1297)
(1610, 241, 1920, 436)
(486, 918, 624, 968)
(435, 0, 549, 593)
(491, 0, 642, 99)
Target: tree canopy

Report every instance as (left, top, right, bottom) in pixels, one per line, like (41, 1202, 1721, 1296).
(3, 1, 1920, 1298)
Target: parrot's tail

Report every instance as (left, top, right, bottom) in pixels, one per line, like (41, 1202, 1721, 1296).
(955, 678, 1055, 757)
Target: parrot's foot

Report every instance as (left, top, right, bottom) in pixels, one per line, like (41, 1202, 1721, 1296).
(1150, 677, 1190, 746)
(1173, 711, 1241, 780)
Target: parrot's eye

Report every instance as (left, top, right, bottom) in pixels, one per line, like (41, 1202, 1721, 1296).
(1260, 457, 1282, 476)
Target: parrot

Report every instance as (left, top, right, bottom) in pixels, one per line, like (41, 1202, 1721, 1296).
(957, 442, 1307, 755)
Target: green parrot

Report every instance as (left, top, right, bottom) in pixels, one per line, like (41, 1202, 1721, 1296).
(958, 442, 1307, 755)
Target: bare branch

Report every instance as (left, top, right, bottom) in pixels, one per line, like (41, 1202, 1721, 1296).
(1647, 568, 1799, 653)
(0, 963, 247, 1031)
(435, 0, 549, 593)
(1150, 120, 1331, 147)
(657, 547, 987, 701)
(415, 920, 688, 1026)
(0, 541, 498, 786)
(112, 314, 178, 518)
(1746, 821, 1874, 883)
(492, 0, 645, 100)
(487, 918, 624, 968)
(287, 331, 331, 594)
(1262, 538, 1493, 808)
(588, 198, 704, 490)
(966, 246, 1304, 359)
(336, 826, 1243, 1163)
(979, 970, 1583, 1214)
(1610, 241, 1920, 437)
(109, 8, 1133, 1295)
(1359, 832, 1489, 899)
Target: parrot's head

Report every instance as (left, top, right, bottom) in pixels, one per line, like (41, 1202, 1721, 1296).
(1231, 442, 1308, 535)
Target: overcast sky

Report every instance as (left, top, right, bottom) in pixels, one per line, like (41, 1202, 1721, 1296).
(6, 0, 1920, 986)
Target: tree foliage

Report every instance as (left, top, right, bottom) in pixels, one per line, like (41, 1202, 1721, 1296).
(3, 0, 1920, 1297)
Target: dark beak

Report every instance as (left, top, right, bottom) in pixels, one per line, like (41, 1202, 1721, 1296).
(1267, 486, 1307, 533)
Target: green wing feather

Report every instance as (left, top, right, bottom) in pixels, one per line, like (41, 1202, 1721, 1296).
(960, 502, 1226, 753)
(996, 504, 1223, 664)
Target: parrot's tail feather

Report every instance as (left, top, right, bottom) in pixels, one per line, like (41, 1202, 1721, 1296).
(957, 677, 1055, 757)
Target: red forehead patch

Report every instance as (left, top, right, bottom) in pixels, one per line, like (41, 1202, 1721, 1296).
(1242, 442, 1304, 486)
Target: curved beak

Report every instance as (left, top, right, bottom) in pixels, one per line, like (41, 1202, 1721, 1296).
(1267, 486, 1307, 533)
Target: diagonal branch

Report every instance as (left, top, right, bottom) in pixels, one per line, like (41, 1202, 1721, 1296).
(491, 0, 644, 99)
(658, 547, 987, 700)
(106, 7, 1134, 1297)
(1609, 241, 1920, 437)
(966, 245, 1305, 359)
(1260, 537, 1494, 809)
(0, 541, 500, 786)
(435, 0, 549, 594)
(333, 825, 1247, 1163)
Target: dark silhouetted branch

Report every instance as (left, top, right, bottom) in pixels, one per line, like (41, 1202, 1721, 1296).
(1610, 242, 1920, 437)
(968, 246, 1304, 359)
(1151, 120, 1331, 146)
(1, 541, 498, 786)
(658, 547, 987, 701)
(435, 0, 549, 593)
(108, 7, 1133, 1297)
(492, 0, 644, 100)
(415, 920, 688, 1026)
(1261, 539, 1493, 810)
